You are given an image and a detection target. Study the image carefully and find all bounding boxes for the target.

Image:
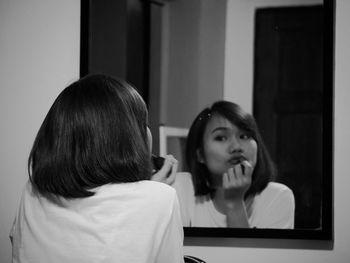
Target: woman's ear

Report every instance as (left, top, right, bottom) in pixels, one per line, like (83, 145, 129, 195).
(196, 148, 205, 164)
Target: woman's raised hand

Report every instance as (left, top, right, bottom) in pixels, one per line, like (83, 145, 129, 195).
(151, 155, 178, 185)
(222, 160, 253, 202)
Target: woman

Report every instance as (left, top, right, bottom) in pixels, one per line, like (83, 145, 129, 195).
(173, 100, 294, 228)
(10, 74, 184, 263)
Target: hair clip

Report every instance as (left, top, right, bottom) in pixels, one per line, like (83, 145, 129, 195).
(198, 112, 211, 121)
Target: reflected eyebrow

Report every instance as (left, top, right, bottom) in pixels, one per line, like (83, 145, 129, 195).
(210, 127, 229, 134)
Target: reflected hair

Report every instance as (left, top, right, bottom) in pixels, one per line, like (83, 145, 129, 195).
(28, 74, 152, 198)
(185, 100, 276, 198)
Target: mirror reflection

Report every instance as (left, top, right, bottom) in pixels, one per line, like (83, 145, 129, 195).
(81, 0, 330, 237)
(147, 0, 323, 230)
(172, 101, 295, 228)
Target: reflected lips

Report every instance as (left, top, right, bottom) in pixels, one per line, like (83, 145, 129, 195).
(228, 156, 246, 174)
(228, 155, 245, 165)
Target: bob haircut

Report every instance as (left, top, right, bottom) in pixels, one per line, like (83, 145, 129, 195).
(28, 74, 152, 198)
(185, 100, 276, 198)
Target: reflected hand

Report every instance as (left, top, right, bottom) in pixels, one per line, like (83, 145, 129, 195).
(223, 160, 253, 202)
(151, 155, 178, 185)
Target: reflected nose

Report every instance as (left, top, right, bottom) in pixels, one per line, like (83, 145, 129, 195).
(228, 136, 242, 153)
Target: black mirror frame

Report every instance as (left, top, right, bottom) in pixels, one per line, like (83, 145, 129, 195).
(80, 0, 334, 241)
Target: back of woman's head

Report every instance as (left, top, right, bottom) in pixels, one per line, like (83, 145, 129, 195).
(29, 74, 152, 198)
(186, 100, 276, 197)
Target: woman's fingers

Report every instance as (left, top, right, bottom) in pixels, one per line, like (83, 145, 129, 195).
(225, 161, 253, 185)
(165, 155, 178, 185)
(223, 172, 229, 186)
(151, 155, 178, 185)
(223, 162, 252, 200)
(240, 160, 253, 179)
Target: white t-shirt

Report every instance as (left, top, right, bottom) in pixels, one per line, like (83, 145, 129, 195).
(11, 180, 184, 263)
(172, 172, 295, 228)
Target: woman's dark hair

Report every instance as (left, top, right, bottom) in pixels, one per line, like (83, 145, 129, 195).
(28, 74, 152, 198)
(185, 100, 276, 198)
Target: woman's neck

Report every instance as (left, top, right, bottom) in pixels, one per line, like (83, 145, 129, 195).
(210, 187, 227, 214)
(211, 187, 253, 215)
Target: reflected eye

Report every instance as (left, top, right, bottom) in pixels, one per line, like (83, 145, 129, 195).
(240, 133, 252, 140)
(214, 135, 227, 142)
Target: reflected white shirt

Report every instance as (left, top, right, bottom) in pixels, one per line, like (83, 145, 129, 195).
(172, 172, 295, 228)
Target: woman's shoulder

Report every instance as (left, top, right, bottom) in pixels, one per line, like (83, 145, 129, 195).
(171, 172, 195, 226)
(142, 181, 179, 207)
(173, 172, 193, 185)
(265, 182, 293, 193)
(143, 180, 177, 197)
(258, 182, 295, 202)
(95, 180, 177, 202)
(172, 172, 194, 196)
(250, 182, 295, 228)
(136, 180, 177, 197)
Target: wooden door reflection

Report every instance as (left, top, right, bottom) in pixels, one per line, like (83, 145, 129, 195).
(253, 6, 323, 229)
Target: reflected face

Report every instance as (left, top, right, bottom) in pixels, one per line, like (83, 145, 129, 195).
(199, 115, 258, 187)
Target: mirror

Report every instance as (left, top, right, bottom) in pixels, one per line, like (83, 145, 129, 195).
(80, 0, 333, 240)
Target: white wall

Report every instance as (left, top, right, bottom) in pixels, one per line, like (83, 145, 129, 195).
(224, 0, 323, 113)
(1, 0, 350, 263)
(0, 0, 80, 262)
(163, 0, 226, 128)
